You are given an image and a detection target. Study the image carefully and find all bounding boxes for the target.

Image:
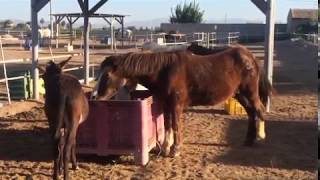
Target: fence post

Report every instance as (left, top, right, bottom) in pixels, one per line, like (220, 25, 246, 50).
(0, 38, 11, 104)
(207, 32, 210, 48)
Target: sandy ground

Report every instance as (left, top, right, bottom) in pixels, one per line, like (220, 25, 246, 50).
(0, 40, 317, 179)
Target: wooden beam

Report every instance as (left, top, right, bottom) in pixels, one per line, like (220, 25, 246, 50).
(264, 0, 275, 112)
(83, 0, 90, 85)
(72, 17, 80, 24)
(115, 17, 123, 24)
(33, 0, 50, 12)
(251, 0, 267, 15)
(89, 0, 109, 14)
(103, 17, 111, 25)
(77, 0, 85, 12)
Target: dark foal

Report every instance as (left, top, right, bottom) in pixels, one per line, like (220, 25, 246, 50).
(39, 58, 89, 180)
(94, 46, 272, 157)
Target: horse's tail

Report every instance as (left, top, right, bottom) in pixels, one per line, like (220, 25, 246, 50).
(54, 95, 67, 140)
(258, 71, 273, 107)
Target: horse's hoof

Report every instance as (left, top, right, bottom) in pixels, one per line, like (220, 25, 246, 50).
(162, 147, 171, 157)
(169, 146, 180, 158)
(72, 165, 79, 170)
(256, 136, 266, 142)
(243, 139, 255, 146)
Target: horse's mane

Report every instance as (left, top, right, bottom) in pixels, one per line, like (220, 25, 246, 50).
(114, 51, 186, 76)
(187, 43, 231, 55)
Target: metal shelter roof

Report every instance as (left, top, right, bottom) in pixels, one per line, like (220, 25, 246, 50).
(51, 13, 128, 18)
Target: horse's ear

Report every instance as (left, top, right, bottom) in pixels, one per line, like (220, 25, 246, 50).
(59, 57, 72, 69)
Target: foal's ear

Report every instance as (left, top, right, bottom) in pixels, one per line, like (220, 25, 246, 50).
(37, 65, 46, 74)
(59, 57, 72, 69)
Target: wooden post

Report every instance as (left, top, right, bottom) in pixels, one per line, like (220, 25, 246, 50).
(111, 17, 114, 50)
(31, 0, 40, 100)
(31, 0, 49, 100)
(67, 17, 73, 45)
(251, 0, 275, 112)
(121, 17, 124, 47)
(264, 0, 275, 112)
(83, 0, 90, 85)
(55, 16, 59, 48)
(0, 38, 11, 104)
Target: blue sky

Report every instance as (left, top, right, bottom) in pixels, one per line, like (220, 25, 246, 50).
(0, 0, 317, 26)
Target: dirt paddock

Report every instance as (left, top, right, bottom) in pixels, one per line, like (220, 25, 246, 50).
(0, 40, 317, 179)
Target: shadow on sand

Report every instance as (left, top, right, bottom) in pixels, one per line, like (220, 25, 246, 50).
(209, 117, 316, 171)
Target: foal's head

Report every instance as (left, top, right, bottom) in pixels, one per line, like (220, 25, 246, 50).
(92, 55, 136, 101)
(39, 57, 72, 80)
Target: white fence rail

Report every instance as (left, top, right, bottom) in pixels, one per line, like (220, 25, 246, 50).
(293, 33, 318, 45)
(134, 31, 240, 49)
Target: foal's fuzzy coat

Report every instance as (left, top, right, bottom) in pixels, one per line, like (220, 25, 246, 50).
(39, 58, 89, 180)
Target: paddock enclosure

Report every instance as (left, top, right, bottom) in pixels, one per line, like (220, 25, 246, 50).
(0, 40, 317, 179)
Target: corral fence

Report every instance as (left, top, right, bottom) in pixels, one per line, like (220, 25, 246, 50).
(133, 31, 240, 49)
(0, 37, 98, 104)
(292, 33, 319, 45)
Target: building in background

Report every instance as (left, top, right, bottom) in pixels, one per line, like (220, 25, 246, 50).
(287, 9, 317, 34)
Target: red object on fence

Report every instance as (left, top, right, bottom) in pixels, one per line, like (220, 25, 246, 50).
(76, 90, 165, 165)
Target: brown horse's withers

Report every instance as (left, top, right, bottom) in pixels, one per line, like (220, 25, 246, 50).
(94, 45, 271, 157)
(39, 58, 89, 180)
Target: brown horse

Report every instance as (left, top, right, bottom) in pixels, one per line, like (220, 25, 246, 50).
(94, 46, 272, 157)
(39, 58, 89, 180)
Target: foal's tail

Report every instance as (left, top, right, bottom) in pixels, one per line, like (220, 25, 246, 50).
(54, 95, 67, 140)
(258, 71, 273, 107)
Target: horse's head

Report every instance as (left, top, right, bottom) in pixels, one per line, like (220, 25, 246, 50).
(38, 57, 72, 80)
(186, 42, 201, 53)
(92, 55, 137, 101)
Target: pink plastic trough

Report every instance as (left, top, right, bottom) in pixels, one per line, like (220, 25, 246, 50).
(76, 90, 165, 165)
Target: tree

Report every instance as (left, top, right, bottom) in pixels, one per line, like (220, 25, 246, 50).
(170, 0, 204, 24)
(16, 23, 28, 30)
(3, 19, 14, 29)
(40, 18, 45, 28)
(60, 20, 66, 29)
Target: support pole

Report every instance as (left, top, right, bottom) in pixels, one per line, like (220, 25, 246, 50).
(110, 17, 114, 50)
(55, 16, 59, 48)
(264, 0, 275, 112)
(0, 38, 11, 104)
(31, 0, 40, 100)
(67, 17, 73, 45)
(121, 18, 124, 47)
(83, 0, 90, 85)
(49, 0, 53, 46)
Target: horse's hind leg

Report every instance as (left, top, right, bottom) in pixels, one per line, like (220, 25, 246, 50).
(162, 103, 173, 157)
(235, 93, 257, 146)
(170, 95, 184, 157)
(242, 86, 266, 145)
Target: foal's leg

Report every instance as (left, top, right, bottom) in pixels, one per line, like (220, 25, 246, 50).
(58, 133, 65, 175)
(71, 133, 78, 170)
(53, 139, 60, 180)
(64, 123, 77, 180)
